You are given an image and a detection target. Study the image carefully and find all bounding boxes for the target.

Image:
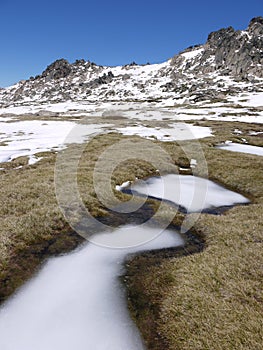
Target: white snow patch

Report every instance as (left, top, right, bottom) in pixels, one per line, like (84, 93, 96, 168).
(131, 174, 249, 212)
(181, 48, 204, 60)
(28, 155, 43, 165)
(0, 101, 98, 116)
(190, 159, 197, 168)
(116, 123, 213, 141)
(217, 142, 263, 156)
(0, 116, 14, 122)
(229, 92, 263, 107)
(250, 131, 263, 136)
(247, 93, 263, 107)
(0, 120, 112, 163)
(115, 180, 131, 191)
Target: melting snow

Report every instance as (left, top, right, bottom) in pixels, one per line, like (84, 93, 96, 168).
(130, 174, 249, 212)
(181, 48, 204, 60)
(115, 180, 131, 191)
(0, 120, 111, 164)
(116, 123, 213, 141)
(230, 92, 263, 107)
(217, 142, 263, 156)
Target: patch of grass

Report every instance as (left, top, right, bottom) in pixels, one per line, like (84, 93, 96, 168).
(157, 204, 263, 350)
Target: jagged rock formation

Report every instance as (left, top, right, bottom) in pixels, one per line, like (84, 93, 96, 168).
(0, 17, 262, 107)
(171, 16, 263, 79)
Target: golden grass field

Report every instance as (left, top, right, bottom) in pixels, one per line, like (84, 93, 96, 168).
(0, 119, 262, 349)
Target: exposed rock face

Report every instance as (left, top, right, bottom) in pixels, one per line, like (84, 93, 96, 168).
(205, 18, 263, 78)
(0, 17, 262, 107)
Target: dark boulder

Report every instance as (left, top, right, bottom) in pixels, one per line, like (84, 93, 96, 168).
(87, 71, 114, 89)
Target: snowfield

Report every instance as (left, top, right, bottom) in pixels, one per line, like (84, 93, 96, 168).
(0, 120, 112, 164)
(0, 118, 213, 164)
(0, 89, 262, 165)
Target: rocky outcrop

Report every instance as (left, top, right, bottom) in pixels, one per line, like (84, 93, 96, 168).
(87, 71, 115, 89)
(206, 17, 263, 78)
(171, 17, 263, 79)
(41, 59, 72, 80)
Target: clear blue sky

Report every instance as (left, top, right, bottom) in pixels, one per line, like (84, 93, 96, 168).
(0, 0, 262, 87)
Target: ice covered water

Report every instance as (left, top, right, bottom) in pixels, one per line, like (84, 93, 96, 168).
(0, 225, 183, 350)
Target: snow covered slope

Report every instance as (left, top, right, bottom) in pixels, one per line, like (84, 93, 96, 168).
(0, 17, 262, 112)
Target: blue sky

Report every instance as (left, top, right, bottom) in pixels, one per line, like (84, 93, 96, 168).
(0, 0, 262, 87)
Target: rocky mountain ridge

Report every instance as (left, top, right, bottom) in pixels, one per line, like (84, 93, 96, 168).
(0, 17, 263, 107)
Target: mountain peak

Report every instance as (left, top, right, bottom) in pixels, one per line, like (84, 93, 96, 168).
(1, 17, 262, 107)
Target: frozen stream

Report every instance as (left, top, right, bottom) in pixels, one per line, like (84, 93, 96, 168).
(0, 225, 183, 350)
